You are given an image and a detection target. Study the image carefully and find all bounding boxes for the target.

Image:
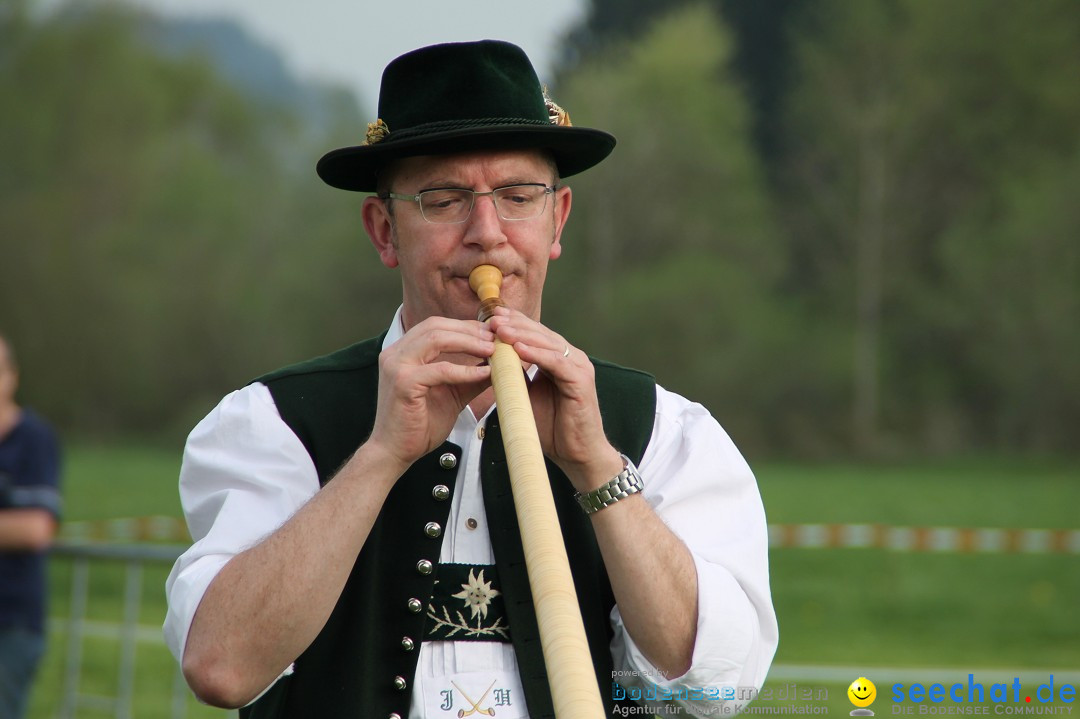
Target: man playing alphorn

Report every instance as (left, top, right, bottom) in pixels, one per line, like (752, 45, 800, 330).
(165, 40, 776, 719)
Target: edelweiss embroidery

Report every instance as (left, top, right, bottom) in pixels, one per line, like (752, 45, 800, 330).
(453, 568, 499, 619)
(425, 564, 511, 641)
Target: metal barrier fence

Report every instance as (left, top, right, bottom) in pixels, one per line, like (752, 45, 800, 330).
(46, 542, 234, 719)
(61, 517, 1080, 554)
(45, 522, 1078, 717)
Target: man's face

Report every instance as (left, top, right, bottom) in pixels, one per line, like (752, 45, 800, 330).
(0, 340, 16, 406)
(364, 149, 572, 330)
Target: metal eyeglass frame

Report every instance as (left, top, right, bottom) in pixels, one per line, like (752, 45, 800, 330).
(378, 183, 556, 224)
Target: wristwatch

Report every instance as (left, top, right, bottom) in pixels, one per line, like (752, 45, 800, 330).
(574, 454, 644, 515)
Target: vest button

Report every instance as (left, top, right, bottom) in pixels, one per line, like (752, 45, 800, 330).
(390, 714, 402, 719)
(432, 484, 450, 501)
(406, 597, 422, 613)
(401, 636, 415, 651)
(416, 559, 433, 575)
(393, 675, 407, 691)
(439, 452, 458, 469)
(423, 522, 442, 538)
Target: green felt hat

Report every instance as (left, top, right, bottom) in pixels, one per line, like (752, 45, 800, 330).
(316, 40, 616, 192)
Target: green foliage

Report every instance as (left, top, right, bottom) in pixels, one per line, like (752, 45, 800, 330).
(934, 152, 1080, 450)
(558, 4, 778, 271)
(548, 5, 805, 453)
(774, 0, 1080, 455)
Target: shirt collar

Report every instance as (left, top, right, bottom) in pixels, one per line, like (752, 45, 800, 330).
(381, 305, 407, 351)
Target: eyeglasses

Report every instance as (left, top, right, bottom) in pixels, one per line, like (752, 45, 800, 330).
(380, 183, 555, 224)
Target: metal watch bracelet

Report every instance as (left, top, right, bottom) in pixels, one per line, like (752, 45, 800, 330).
(574, 454, 644, 515)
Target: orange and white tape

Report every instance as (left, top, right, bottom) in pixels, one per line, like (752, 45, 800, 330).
(767, 524, 1080, 554)
(59, 517, 1080, 554)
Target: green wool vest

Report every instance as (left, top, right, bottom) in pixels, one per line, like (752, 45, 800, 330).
(240, 334, 656, 719)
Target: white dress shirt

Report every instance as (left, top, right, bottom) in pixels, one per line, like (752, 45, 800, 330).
(164, 307, 778, 717)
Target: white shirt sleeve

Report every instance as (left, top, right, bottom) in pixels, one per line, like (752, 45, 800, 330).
(163, 383, 320, 665)
(609, 385, 778, 716)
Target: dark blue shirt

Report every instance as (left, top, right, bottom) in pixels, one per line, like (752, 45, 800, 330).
(0, 409, 61, 634)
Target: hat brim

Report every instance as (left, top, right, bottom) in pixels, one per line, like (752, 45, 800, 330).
(316, 125, 616, 192)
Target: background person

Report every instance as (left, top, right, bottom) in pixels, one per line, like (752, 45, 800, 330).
(0, 333, 62, 719)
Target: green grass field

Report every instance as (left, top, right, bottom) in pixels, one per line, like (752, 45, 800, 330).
(24, 444, 1080, 718)
(756, 458, 1080, 668)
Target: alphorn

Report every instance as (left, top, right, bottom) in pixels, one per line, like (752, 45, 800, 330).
(468, 264, 606, 719)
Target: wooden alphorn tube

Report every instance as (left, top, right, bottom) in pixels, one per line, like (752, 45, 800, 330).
(468, 264, 605, 719)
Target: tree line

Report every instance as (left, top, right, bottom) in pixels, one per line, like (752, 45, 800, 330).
(1, 1, 1077, 458)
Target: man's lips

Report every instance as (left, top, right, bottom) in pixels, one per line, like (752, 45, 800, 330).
(455, 268, 519, 290)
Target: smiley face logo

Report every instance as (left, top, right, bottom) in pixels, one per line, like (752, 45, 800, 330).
(848, 677, 877, 714)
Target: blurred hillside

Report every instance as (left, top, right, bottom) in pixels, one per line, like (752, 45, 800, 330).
(1, 0, 1078, 459)
(141, 13, 358, 136)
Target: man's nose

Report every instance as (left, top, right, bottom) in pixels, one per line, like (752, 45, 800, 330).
(462, 193, 507, 249)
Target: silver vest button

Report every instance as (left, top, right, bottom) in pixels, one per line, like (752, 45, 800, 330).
(439, 452, 458, 469)
(423, 522, 442, 538)
(406, 597, 422, 613)
(416, 559, 433, 575)
(401, 636, 415, 651)
(393, 675, 407, 691)
(432, 484, 450, 501)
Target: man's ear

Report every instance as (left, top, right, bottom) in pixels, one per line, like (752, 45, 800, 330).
(549, 185, 572, 261)
(362, 196, 399, 268)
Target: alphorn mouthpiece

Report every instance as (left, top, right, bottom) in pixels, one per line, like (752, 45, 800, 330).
(469, 265, 503, 302)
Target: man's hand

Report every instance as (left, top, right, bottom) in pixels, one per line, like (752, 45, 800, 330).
(485, 306, 623, 492)
(366, 316, 495, 471)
